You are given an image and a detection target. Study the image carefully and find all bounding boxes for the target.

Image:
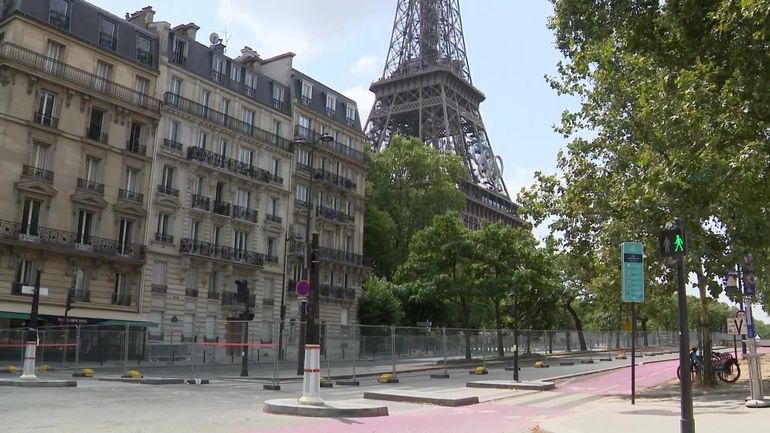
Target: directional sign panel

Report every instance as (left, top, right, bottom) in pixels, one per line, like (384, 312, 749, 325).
(726, 318, 746, 335)
(621, 242, 644, 303)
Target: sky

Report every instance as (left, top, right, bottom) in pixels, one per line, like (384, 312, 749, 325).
(92, 1, 767, 323)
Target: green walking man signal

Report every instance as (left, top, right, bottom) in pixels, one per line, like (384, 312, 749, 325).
(659, 227, 687, 257)
(674, 234, 684, 252)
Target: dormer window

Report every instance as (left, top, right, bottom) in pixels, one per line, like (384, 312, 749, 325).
(212, 57, 226, 83)
(230, 65, 241, 83)
(172, 38, 187, 66)
(346, 104, 356, 127)
(325, 94, 336, 117)
(99, 18, 117, 50)
(301, 81, 313, 105)
(272, 85, 284, 110)
(136, 35, 153, 66)
(49, 0, 71, 30)
(245, 71, 257, 97)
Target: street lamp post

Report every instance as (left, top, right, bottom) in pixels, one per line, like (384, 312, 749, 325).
(294, 130, 333, 375)
(278, 231, 301, 360)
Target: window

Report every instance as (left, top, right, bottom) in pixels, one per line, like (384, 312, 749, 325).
(15, 259, 37, 288)
(293, 224, 306, 242)
(168, 120, 179, 142)
(36, 90, 57, 127)
(347, 137, 354, 150)
(236, 189, 250, 208)
(272, 85, 284, 109)
(191, 220, 202, 241)
(125, 168, 139, 192)
(346, 201, 354, 216)
(73, 267, 89, 298)
(209, 272, 220, 295)
(301, 81, 313, 104)
(30, 143, 50, 171)
(296, 184, 308, 203)
(341, 308, 349, 326)
(118, 218, 133, 254)
(205, 316, 216, 339)
(320, 124, 328, 135)
(271, 197, 279, 216)
(152, 262, 167, 288)
(114, 273, 128, 304)
(198, 131, 208, 149)
(76, 210, 94, 244)
(187, 268, 199, 291)
(84, 156, 101, 183)
(230, 65, 241, 83)
(345, 235, 353, 253)
(212, 56, 225, 82)
(298, 115, 311, 133)
(183, 314, 194, 339)
(156, 213, 171, 240)
(148, 311, 163, 337)
(129, 122, 143, 152)
(44, 41, 64, 74)
(137, 35, 153, 65)
(346, 104, 356, 124)
(272, 158, 281, 177)
(292, 264, 302, 281)
(325, 94, 336, 116)
(212, 225, 222, 245)
(172, 39, 187, 65)
(21, 199, 42, 236)
(297, 149, 310, 166)
(49, 0, 71, 30)
(95, 60, 113, 92)
(215, 182, 225, 202)
(99, 18, 117, 50)
(200, 89, 210, 108)
(265, 279, 274, 300)
(331, 195, 338, 210)
(194, 175, 206, 195)
(87, 108, 107, 142)
(324, 230, 334, 248)
(220, 98, 230, 116)
(161, 166, 174, 189)
(241, 108, 255, 134)
(233, 231, 249, 251)
(272, 120, 281, 143)
(170, 77, 182, 96)
(267, 238, 276, 257)
(238, 146, 254, 167)
(218, 139, 228, 157)
(245, 72, 257, 96)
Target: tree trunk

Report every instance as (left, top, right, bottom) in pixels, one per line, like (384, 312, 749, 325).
(494, 299, 504, 357)
(696, 272, 715, 386)
(640, 317, 649, 347)
(565, 299, 587, 351)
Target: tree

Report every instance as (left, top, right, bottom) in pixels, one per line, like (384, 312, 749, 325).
(357, 277, 404, 326)
(396, 212, 477, 359)
(364, 135, 466, 280)
(536, 0, 770, 385)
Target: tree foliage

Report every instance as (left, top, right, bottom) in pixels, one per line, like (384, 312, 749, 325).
(357, 276, 404, 326)
(364, 135, 466, 280)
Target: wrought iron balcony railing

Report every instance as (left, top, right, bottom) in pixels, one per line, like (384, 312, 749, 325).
(232, 205, 258, 223)
(294, 199, 310, 210)
(164, 92, 291, 152)
(86, 127, 108, 144)
(163, 138, 183, 151)
(293, 124, 370, 164)
(34, 111, 58, 128)
(207, 290, 220, 300)
(151, 284, 167, 294)
(112, 292, 131, 306)
(265, 214, 282, 224)
(118, 188, 143, 203)
(211, 70, 226, 83)
(287, 240, 305, 256)
(191, 194, 210, 211)
(155, 233, 174, 243)
(0, 219, 145, 261)
(325, 108, 336, 117)
(185, 288, 199, 298)
(301, 96, 312, 106)
(272, 99, 284, 111)
(157, 184, 179, 197)
(0, 43, 160, 112)
(313, 168, 356, 190)
(320, 284, 330, 297)
(213, 200, 231, 216)
(316, 206, 354, 224)
(316, 246, 374, 268)
(180, 238, 264, 267)
(265, 254, 279, 265)
(77, 178, 105, 194)
(22, 165, 54, 182)
(127, 140, 146, 155)
(186, 146, 279, 185)
(170, 51, 187, 66)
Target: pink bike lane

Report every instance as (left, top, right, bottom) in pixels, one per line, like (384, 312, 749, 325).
(559, 359, 679, 395)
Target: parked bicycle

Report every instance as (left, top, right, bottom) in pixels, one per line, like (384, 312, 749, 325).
(677, 347, 740, 383)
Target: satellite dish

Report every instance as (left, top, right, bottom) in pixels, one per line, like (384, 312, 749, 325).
(209, 32, 220, 45)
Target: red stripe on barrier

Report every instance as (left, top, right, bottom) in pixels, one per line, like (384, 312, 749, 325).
(304, 344, 321, 349)
(0, 343, 78, 348)
(196, 342, 275, 348)
(303, 368, 320, 373)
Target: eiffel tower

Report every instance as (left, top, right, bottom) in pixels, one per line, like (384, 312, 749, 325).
(366, 0, 522, 229)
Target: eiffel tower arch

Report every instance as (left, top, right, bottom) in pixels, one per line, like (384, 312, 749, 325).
(366, 0, 523, 229)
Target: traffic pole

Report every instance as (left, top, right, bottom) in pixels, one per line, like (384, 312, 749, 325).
(20, 270, 42, 381)
(676, 254, 695, 433)
(631, 302, 636, 405)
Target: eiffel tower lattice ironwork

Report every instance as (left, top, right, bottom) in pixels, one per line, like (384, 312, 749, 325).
(366, 0, 522, 228)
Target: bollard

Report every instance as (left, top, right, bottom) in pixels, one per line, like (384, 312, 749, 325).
(264, 322, 280, 391)
(298, 344, 323, 405)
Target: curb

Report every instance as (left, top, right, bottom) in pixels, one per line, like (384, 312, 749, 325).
(98, 377, 186, 385)
(264, 398, 388, 417)
(0, 379, 77, 387)
(363, 391, 479, 407)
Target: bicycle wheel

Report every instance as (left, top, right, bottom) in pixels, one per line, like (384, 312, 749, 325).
(718, 359, 740, 383)
(677, 363, 697, 382)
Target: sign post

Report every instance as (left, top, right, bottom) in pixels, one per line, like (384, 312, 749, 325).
(741, 254, 768, 408)
(621, 242, 644, 405)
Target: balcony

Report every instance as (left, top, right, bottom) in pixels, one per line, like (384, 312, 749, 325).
(86, 127, 109, 144)
(345, 288, 356, 300)
(164, 93, 291, 152)
(0, 221, 146, 262)
(186, 146, 279, 185)
(207, 290, 220, 300)
(265, 254, 279, 265)
(313, 168, 356, 190)
(22, 165, 54, 183)
(0, 43, 160, 112)
(155, 233, 174, 243)
(296, 162, 312, 172)
(293, 124, 370, 165)
(185, 288, 199, 298)
(222, 291, 256, 308)
(112, 292, 131, 306)
(151, 284, 167, 294)
(34, 111, 58, 128)
(163, 138, 183, 152)
(325, 108, 336, 117)
(211, 70, 226, 83)
(301, 96, 312, 106)
(118, 188, 143, 203)
(180, 238, 264, 267)
(272, 99, 284, 111)
(287, 240, 305, 256)
(294, 199, 310, 211)
(213, 201, 231, 216)
(265, 214, 282, 225)
(316, 206, 354, 224)
(77, 178, 105, 195)
(315, 246, 374, 268)
(127, 140, 146, 155)
(244, 86, 257, 98)
(170, 51, 187, 66)
(157, 184, 179, 198)
(232, 205, 258, 223)
(191, 194, 210, 211)
(331, 286, 345, 299)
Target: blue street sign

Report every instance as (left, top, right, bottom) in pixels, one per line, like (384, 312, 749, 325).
(621, 242, 645, 303)
(743, 272, 756, 296)
(747, 323, 756, 339)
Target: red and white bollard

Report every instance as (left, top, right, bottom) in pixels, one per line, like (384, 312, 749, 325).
(298, 344, 323, 405)
(20, 340, 38, 381)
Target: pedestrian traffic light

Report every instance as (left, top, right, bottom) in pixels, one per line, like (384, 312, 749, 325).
(659, 226, 687, 257)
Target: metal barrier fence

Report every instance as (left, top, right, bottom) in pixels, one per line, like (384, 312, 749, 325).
(0, 322, 727, 380)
